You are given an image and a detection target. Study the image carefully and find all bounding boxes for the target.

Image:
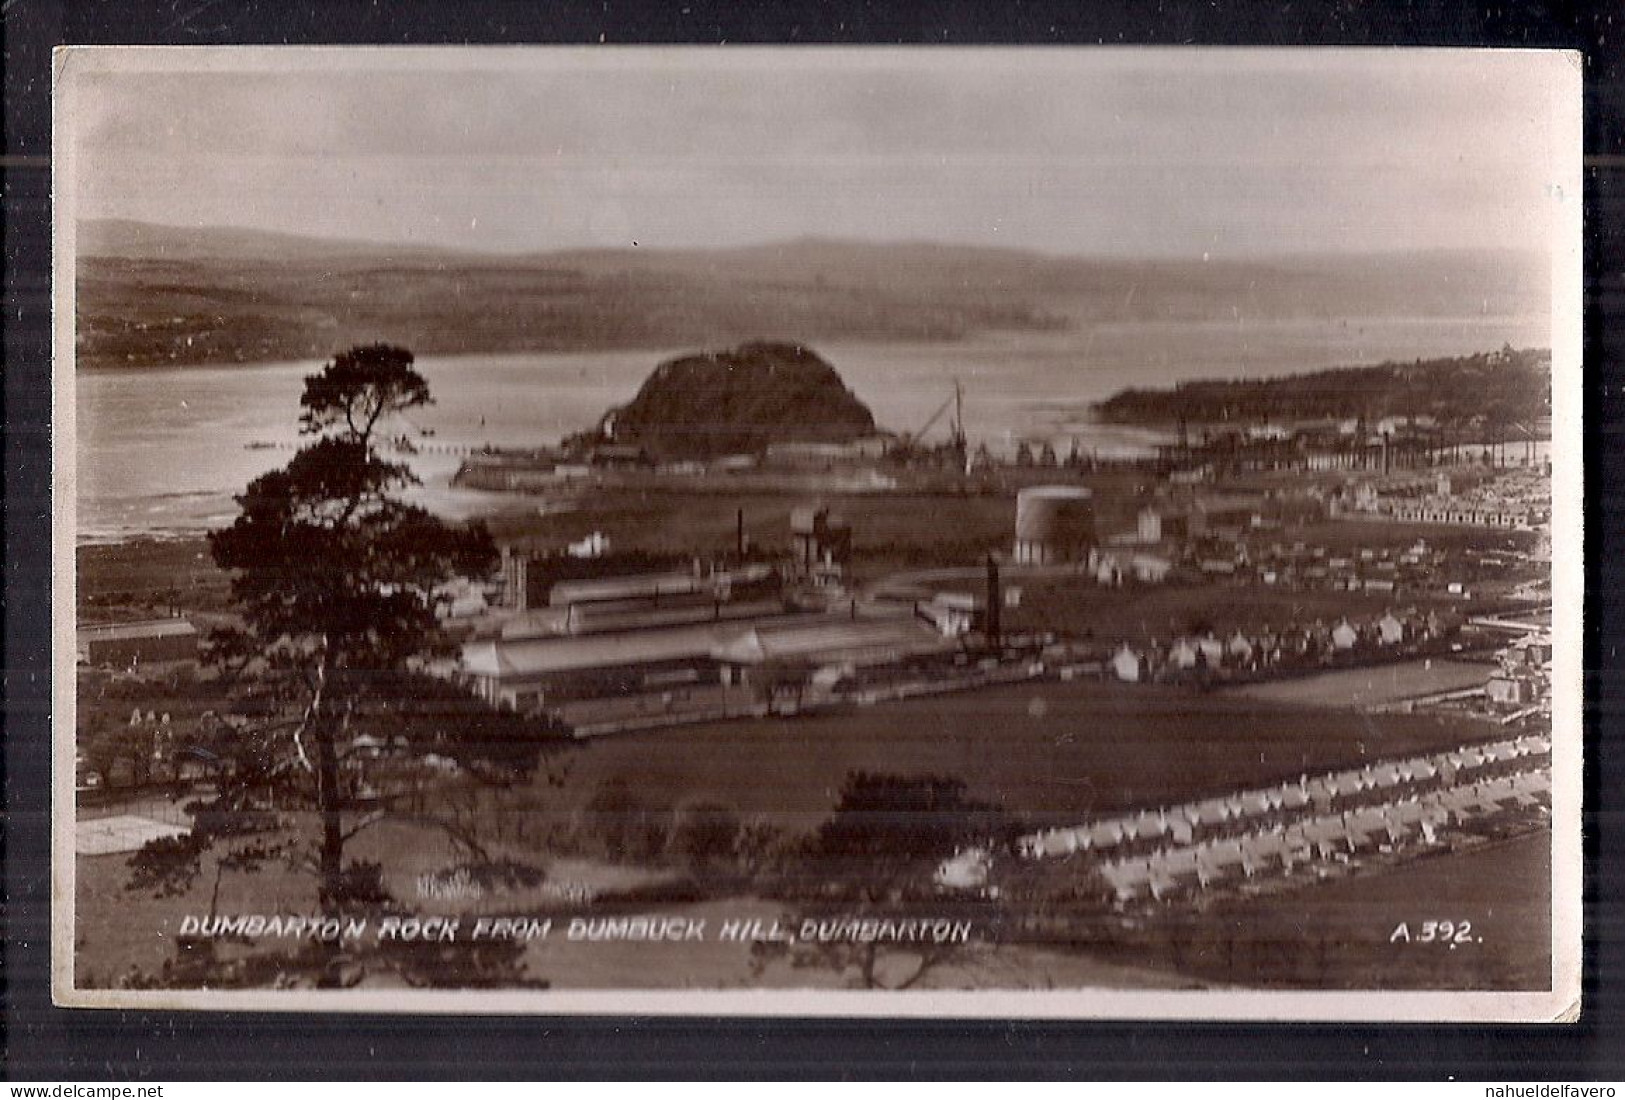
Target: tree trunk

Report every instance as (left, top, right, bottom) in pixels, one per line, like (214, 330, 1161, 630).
(312, 652, 346, 988)
(316, 720, 344, 911)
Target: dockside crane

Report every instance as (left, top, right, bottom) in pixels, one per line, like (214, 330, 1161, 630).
(891, 380, 969, 469)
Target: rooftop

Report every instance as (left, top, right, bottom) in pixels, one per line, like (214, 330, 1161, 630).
(79, 619, 196, 642)
(713, 616, 957, 666)
(464, 609, 936, 680)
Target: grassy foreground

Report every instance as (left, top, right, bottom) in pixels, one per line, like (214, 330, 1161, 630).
(541, 675, 1499, 835)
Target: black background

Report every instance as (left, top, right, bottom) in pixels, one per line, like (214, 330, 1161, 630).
(4, 0, 1622, 1081)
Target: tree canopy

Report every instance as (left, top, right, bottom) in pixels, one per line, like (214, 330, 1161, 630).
(1093, 347, 1551, 428)
(754, 771, 1011, 989)
(130, 344, 556, 989)
(212, 345, 492, 669)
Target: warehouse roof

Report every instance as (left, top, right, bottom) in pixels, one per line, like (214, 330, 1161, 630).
(548, 571, 701, 608)
(464, 618, 743, 678)
(79, 619, 197, 642)
(463, 610, 936, 681)
(711, 616, 956, 666)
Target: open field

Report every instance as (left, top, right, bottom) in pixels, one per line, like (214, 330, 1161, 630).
(75, 671, 1518, 990)
(1225, 659, 1492, 709)
(541, 676, 1502, 835)
(77, 537, 235, 619)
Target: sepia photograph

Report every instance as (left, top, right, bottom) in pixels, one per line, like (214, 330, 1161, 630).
(51, 46, 1582, 1018)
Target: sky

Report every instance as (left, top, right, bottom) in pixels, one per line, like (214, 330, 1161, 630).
(60, 47, 1577, 258)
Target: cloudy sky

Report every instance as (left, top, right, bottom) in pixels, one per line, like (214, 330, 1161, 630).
(60, 48, 1575, 258)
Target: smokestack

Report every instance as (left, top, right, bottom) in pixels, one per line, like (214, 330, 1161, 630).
(986, 554, 1001, 647)
(737, 507, 745, 558)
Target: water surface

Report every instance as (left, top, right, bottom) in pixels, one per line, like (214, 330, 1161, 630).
(75, 313, 1548, 541)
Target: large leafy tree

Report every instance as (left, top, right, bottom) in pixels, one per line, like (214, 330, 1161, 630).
(131, 345, 553, 988)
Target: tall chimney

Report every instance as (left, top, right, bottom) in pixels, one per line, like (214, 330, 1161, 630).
(736, 507, 745, 558)
(986, 554, 1001, 647)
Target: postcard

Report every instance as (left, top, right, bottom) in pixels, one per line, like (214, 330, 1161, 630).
(52, 46, 1583, 1019)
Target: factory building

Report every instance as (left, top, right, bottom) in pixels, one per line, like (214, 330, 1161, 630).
(461, 608, 957, 718)
(763, 437, 890, 469)
(789, 505, 853, 585)
(548, 571, 699, 608)
(1136, 495, 1263, 545)
(1013, 486, 1095, 565)
(499, 545, 697, 612)
(77, 619, 198, 667)
(500, 563, 784, 639)
(1091, 549, 1175, 587)
(711, 616, 959, 677)
(462, 619, 738, 712)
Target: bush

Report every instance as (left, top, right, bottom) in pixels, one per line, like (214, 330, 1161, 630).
(582, 779, 671, 864)
(667, 801, 743, 874)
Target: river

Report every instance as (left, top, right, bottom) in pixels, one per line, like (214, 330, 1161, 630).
(74, 314, 1549, 542)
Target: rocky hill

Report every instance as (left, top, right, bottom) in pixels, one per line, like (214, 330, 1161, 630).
(602, 342, 877, 459)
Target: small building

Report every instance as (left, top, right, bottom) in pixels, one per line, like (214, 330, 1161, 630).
(1196, 634, 1225, 668)
(1376, 613, 1405, 646)
(587, 443, 653, 468)
(1195, 495, 1263, 533)
(1486, 670, 1542, 707)
(790, 505, 853, 579)
(1263, 494, 1327, 526)
(917, 592, 978, 637)
(77, 619, 198, 667)
(440, 581, 491, 621)
(567, 531, 611, 558)
(1129, 553, 1173, 585)
(1094, 554, 1124, 587)
(1137, 505, 1190, 545)
(1508, 633, 1555, 667)
(1168, 638, 1200, 670)
(1014, 486, 1095, 565)
(1111, 643, 1145, 683)
(765, 441, 849, 466)
(1330, 620, 1359, 651)
(934, 847, 992, 891)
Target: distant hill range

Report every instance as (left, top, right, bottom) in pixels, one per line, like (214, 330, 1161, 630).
(599, 341, 877, 459)
(1093, 347, 1552, 428)
(74, 218, 1550, 370)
